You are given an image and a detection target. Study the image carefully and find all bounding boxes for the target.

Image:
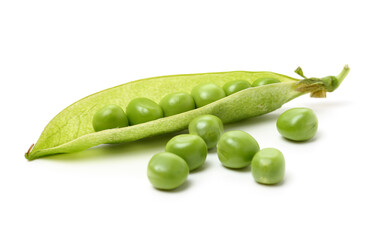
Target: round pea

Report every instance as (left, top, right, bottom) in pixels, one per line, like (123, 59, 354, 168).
(276, 107, 318, 141)
(217, 130, 260, 169)
(188, 115, 224, 149)
(165, 134, 207, 171)
(223, 80, 251, 95)
(92, 104, 129, 132)
(159, 92, 195, 117)
(126, 97, 163, 125)
(252, 78, 280, 87)
(191, 83, 226, 108)
(147, 152, 189, 190)
(251, 148, 285, 185)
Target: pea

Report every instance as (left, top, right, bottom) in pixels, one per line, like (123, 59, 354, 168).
(191, 83, 226, 108)
(147, 152, 189, 190)
(126, 97, 163, 125)
(223, 80, 251, 95)
(217, 130, 260, 169)
(165, 134, 207, 171)
(159, 92, 195, 117)
(188, 115, 224, 150)
(252, 78, 280, 87)
(92, 104, 129, 132)
(276, 107, 318, 141)
(251, 148, 285, 185)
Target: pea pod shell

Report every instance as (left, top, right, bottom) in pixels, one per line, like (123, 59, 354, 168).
(26, 66, 349, 160)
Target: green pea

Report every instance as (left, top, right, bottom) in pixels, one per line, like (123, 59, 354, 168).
(147, 152, 189, 190)
(126, 97, 163, 125)
(276, 107, 318, 141)
(92, 104, 129, 132)
(217, 130, 260, 169)
(191, 83, 226, 108)
(159, 92, 195, 117)
(188, 115, 224, 149)
(252, 78, 280, 87)
(165, 134, 207, 171)
(223, 80, 251, 95)
(251, 148, 285, 185)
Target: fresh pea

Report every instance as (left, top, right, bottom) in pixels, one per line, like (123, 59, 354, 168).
(252, 78, 280, 87)
(147, 152, 189, 190)
(26, 66, 349, 160)
(126, 97, 163, 125)
(191, 83, 226, 108)
(92, 104, 129, 132)
(165, 134, 207, 171)
(217, 130, 260, 168)
(159, 92, 195, 117)
(223, 80, 251, 95)
(251, 148, 285, 185)
(188, 115, 224, 149)
(276, 107, 318, 141)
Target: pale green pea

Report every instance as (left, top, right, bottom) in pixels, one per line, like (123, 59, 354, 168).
(217, 130, 260, 169)
(92, 104, 129, 132)
(165, 134, 207, 171)
(276, 107, 318, 141)
(191, 83, 226, 108)
(188, 115, 224, 149)
(159, 92, 195, 117)
(126, 97, 163, 125)
(251, 148, 285, 185)
(147, 152, 189, 190)
(223, 80, 251, 95)
(252, 78, 280, 87)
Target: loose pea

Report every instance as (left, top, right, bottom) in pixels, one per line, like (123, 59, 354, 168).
(252, 78, 280, 87)
(217, 130, 260, 169)
(191, 83, 226, 108)
(223, 80, 251, 95)
(276, 107, 318, 141)
(251, 148, 285, 185)
(92, 104, 129, 132)
(126, 97, 163, 125)
(159, 92, 195, 117)
(165, 134, 207, 171)
(147, 152, 189, 190)
(188, 115, 224, 149)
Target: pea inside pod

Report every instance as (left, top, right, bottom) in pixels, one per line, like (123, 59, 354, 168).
(92, 104, 129, 132)
(191, 83, 226, 107)
(223, 80, 251, 95)
(252, 78, 280, 87)
(159, 92, 195, 117)
(126, 97, 163, 125)
(25, 66, 349, 160)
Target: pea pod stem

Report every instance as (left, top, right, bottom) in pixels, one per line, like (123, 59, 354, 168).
(336, 64, 350, 86)
(25, 66, 349, 160)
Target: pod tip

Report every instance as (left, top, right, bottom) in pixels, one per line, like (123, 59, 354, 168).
(25, 144, 35, 160)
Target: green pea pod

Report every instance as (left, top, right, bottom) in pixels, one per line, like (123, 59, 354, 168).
(25, 65, 350, 160)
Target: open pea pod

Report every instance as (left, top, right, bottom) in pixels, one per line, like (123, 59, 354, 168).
(25, 65, 349, 160)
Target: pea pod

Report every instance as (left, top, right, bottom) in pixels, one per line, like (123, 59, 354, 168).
(25, 65, 350, 160)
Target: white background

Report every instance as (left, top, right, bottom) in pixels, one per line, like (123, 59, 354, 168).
(1, 0, 382, 239)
